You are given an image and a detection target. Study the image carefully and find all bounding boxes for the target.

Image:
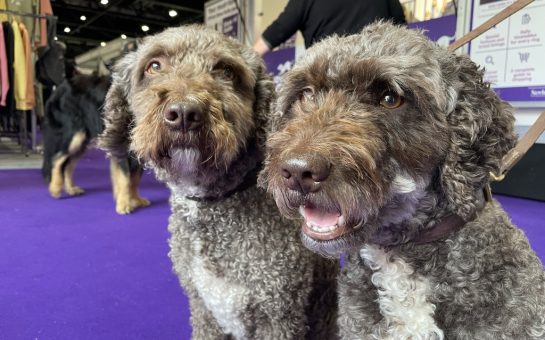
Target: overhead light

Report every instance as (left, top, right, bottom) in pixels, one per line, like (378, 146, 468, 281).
(168, 10, 178, 17)
(80, 15, 86, 21)
(100, 0, 108, 5)
(64, 27, 71, 33)
(54, 36, 58, 41)
(100, 42, 106, 47)
(121, 34, 127, 39)
(141, 25, 149, 32)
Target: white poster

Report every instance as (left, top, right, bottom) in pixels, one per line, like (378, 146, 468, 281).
(470, 0, 545, 100)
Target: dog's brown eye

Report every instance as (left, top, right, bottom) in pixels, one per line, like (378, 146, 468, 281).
(222, 66, 234, 80)
(380, 91, 404, 109)
(146, 60, 161, 74)
(299, 87, 315, 102)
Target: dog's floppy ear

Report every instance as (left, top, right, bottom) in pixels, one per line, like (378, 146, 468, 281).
(441, 54, 517, 220)
(97, 52, 136, 159)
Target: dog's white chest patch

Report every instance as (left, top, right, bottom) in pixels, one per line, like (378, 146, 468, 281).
(190, 240, 248, 339)
(360, 245, 444, 340)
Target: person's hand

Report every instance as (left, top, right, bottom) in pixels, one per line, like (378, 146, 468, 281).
(253, 37, 271, 56)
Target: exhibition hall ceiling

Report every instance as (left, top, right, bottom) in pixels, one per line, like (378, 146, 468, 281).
(52, 0, 206, 58)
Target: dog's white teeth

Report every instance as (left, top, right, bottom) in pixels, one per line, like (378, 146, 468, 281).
(299, 205, 306, 218)
(338, 215, 346, 227)
(306, 221, 338, 233)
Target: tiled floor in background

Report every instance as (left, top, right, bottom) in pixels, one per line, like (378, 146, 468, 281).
(0, 138, 42, 169)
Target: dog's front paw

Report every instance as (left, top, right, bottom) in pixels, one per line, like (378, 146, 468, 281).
(48, 183, 63, 199)
(66, 186, 85, 196)
(131, 196, 151, 209)
(115, 199, 134, 215)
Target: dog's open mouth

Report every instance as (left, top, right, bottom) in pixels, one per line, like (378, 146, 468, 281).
(299, 204, 350, 240)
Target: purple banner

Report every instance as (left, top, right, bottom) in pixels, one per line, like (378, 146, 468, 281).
(495, 85, 545, 101)
(408, 15, 457, 47)
(222, 14, 239, 39)
(262, 47, 296, 90)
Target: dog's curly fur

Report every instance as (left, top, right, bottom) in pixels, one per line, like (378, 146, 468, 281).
(98, 25, 338, 339)
(260, 22, 545, 339)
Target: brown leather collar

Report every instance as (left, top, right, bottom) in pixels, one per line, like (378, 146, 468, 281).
(413, 190, 487, 244)
(413, 214, 467, 244)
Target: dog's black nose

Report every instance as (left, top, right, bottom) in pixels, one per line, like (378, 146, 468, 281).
(280, 154, 330, 194)
(163, 102, 203, 131)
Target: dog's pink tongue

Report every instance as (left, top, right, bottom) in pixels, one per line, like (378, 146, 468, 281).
(304, 206, 340, 226)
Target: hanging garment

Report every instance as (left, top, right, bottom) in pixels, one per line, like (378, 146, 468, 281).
(12, 19, 28, 110)
(0, 21, 15, 121)
(0, 0, 7, 22)
(19, 22, 34, 109)
(6, 0, 38, 43)
(38, 0, 52, 48)
(0, 24, 9, 106)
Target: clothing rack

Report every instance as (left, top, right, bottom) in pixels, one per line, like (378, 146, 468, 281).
(0, 9, 56, 20)
(0, 9, 56, 154)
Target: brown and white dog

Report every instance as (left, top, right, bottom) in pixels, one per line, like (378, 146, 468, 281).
(98, 25, 339, 339)
(260, 22, 545, 339)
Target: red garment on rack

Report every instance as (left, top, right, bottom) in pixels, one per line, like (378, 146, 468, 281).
(38, 0, 52, 48)
(0, 23, 9, 107)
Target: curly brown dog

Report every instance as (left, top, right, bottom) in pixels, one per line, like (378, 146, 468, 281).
(260, 22, 545, 339)
(98, 25, 338, 339)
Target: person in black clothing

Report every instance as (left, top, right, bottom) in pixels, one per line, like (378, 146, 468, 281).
(254, 0, 407, 55)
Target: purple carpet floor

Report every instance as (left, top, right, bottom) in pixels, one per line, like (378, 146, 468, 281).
(0, 149, 544, 339)
(0, 149, 189, 339)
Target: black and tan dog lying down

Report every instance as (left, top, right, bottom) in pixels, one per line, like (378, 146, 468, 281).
(41, 73, 149, 214)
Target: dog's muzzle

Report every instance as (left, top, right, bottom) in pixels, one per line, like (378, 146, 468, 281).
(275, 152, 356, 241)
(279, 153, 330, 195)
(163, 101, 204, 132)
